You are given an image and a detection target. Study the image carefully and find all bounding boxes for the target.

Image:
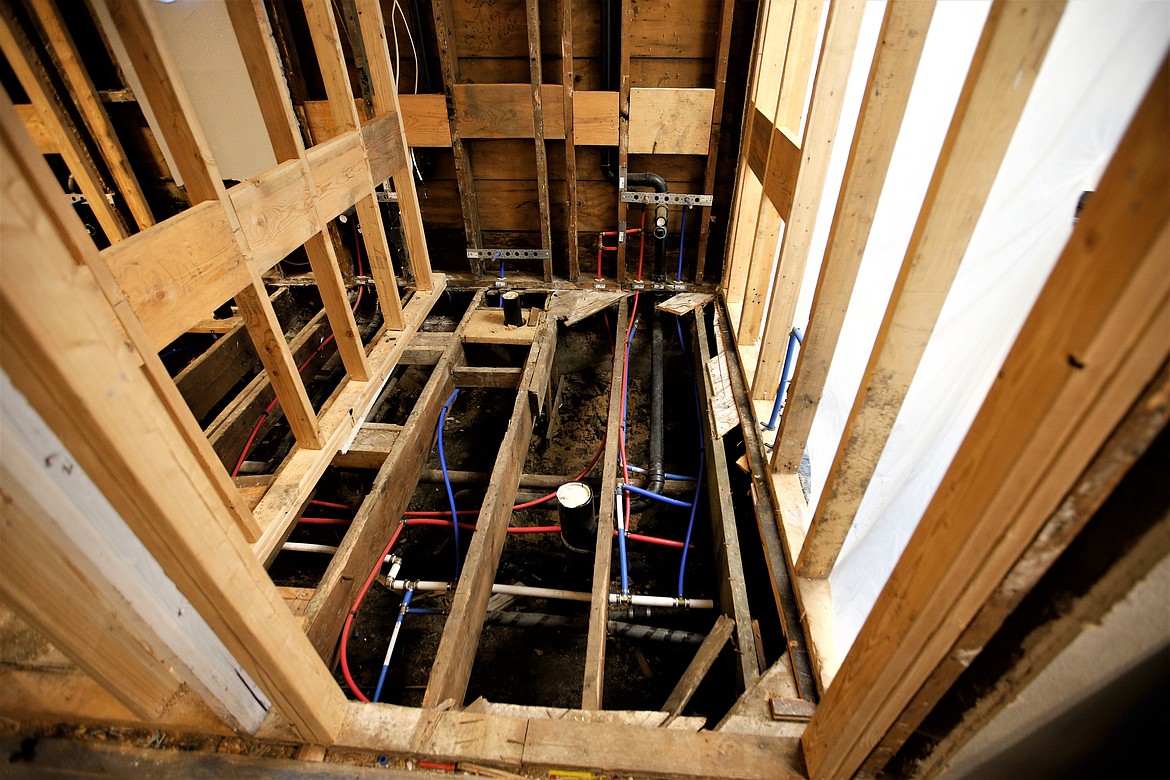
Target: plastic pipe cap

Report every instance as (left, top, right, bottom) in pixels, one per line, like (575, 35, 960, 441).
(556, 481, 592, 509)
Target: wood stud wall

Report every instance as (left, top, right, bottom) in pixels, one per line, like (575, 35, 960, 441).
(2, 1, 1168, 778)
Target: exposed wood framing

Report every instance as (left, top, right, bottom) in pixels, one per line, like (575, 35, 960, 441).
(301, 0, 405, 330)
(771, 0, 934, 473)
(797, 1, 1065, 578)
(525, 0, 553, 281)
(0, 89, 347, 743)
(662, 614, 736, 723)
(694, 0, 736, 281)
(1, 376, 269, 732)
(300, 293, 482, 654)
(423, 304, 556, 707)
(560, 0, 579, 281)
(353, 0, 432, 292)
(582, 297, 629, 710)
(692, 307, 761, 688)
(867, 358, 1170, 776)
(431, 0, 484, 268)
(0, 9, 129, 242)
(615, 0, 631, 283)
(24, 0, 154, 229)
(802, 46, 1166, 779)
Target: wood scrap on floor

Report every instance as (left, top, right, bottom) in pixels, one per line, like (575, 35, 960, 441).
(656, 292, 714, 316)
(549, 289, 627, 326)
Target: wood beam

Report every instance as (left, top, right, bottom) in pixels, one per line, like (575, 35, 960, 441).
(802, 38, 1165, 779)
(301, 0, 405, 330)
(662, 615, 736, 722)
(1, 375, 270, 732)
(772, 0, 935, 473)
(526, 0, 554, 281)
(694, 0, 736, 281)
(798, 1, 1065, 578)
(353, 0, 433, 291)
(431, 0, 483, 268)
(0, 92, 346, 743)
(26, 0, 154, 229)
(423, 306, 554, 708)
(615, 0, 631, 283)
(0, 9, 129, 242)
(693, 308, 761, 688)
(301, 293, 481, 655)
(582, 298, 629, 709)
(739, 0, 859, 354)
(560, 0, 579, 281)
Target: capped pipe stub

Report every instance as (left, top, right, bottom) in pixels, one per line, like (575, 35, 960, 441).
(502, 290, 524, 327)
(557, 481, 596, 554)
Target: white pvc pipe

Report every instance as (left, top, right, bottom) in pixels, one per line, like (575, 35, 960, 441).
(281, 542, 395, 566)
(387, 580, 713, 609)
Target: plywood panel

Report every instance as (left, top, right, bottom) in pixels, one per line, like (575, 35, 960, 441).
(628, 88, 715, 155)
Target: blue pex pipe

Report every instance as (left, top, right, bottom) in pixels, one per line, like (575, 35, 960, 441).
(626, 464, 697, 482)
(675, 314, 705, 598)
(616, 488, 630, 595)
(438, 389, 462, 578)
(621, 483, 693, 508)
(676, 206, 688, 281)
(373, 587, 414, 703)
(765, 327, 804, 432)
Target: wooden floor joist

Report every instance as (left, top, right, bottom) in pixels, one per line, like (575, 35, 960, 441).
(423, 301, 556, 708)
(582, 297, 629, 710)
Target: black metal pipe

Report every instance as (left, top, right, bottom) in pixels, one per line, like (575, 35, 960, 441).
(630, 306, 665, 513)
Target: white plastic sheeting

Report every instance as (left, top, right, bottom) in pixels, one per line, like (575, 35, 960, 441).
(783, 1, 1170, 652)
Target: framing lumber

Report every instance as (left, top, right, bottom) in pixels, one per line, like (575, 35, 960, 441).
(1, 376, 270, 732)
(662, 614, 736, 722)
(525, 0, 553, 281)
(0, 9, 128, 242)
(329, 422, 403, 469)
(250, 277, 446, 561)
(694, 0, 736, 281)
(226, 0, 371, 380)
(802, 42, 1165, 778)
(713, 301, 820, 700)
(301, 293, 482, 655)
(301, 0, 405, 331)
(97, 0, 323, 450)
(722, 0, 796, 308)
(26, 0, 154, 229)
(740, 0, 861, 359)
(692, 309, 761, 689)
(798, 1, 1065, 578)
(772, 0, 935, 473)
(353, 0, 433, 292)
(866, 358, 1170, 775)
(615, 0, 631, 283)
(423, 301, 555, 708)
(582, 297, 629, 709)
(0, 93, 347, 743)
(431, 0, 484, 268)
(560, 0, 579, 281)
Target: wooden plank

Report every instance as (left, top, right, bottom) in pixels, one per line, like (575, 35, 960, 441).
(694, 310, 760, 688)
(431, 0, 484, 263)
(628, 88, 716, 155)
(1, 377, 271, 732)
(423, 307, 554, 707)
(249, 278, 444, 553)
(582, 297, 629, 709)
(866, 358, 1170, 775)
(0, 9, 128, 242)
(360, 114, 406, 183)
(306, 132, 368, 219)
(526, 0, 554, 281)
(561, 0, 579, 280)
(453, 366, 525, 389)
(330, 422, 403, 469)
(353, 0, 433, 292)
(804, 27, 1169, 780)
(302, 362, 453, 653)
(739, 0, 854, 352)
(301, 0, 405, 329)
(396, 94, 451, 146)
(101, 201, 249, 350)
(27, 0, 154, 228)
(615, 0, 631, 283)
(228, 159, 320, 274)
(662, 614, 736, 720)
(798, 1, 1065, 578)
(463, 306, 540, 345)
(521, 718, 804, 780)
(694, 0, 736, 280)
(0, 92, 346, 743)
(772, 0, 935, 473)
